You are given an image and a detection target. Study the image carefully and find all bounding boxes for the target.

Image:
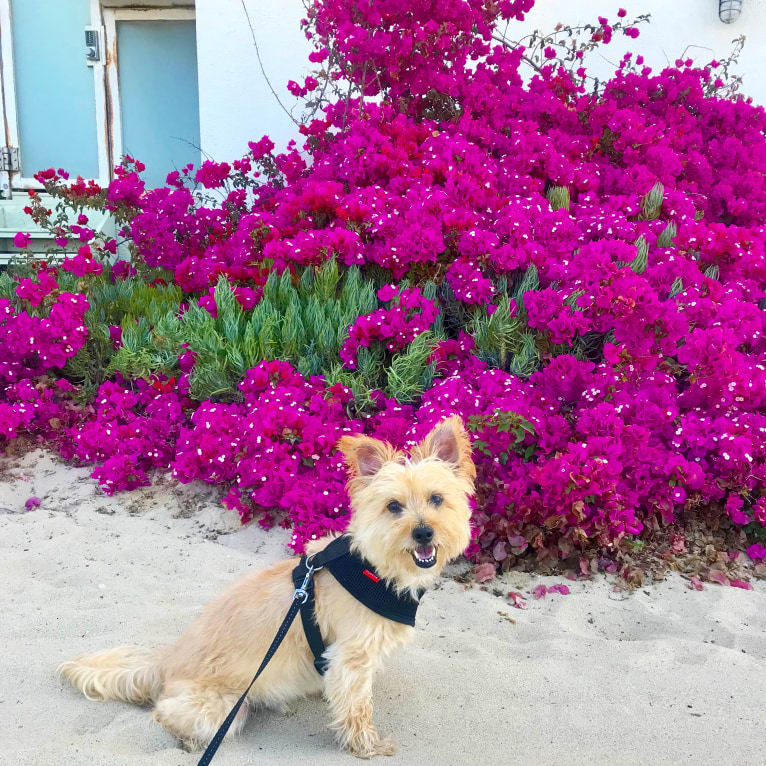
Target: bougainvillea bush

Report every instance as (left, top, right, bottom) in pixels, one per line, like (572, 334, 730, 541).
(4, 0, 766, 571)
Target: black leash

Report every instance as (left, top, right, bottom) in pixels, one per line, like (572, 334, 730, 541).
(196, 555, 321, 766)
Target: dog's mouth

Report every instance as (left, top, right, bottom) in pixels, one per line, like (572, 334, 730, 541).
(411, 545, 437, 569)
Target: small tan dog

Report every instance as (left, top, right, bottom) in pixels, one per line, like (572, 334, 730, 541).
(58, 415, 475, 758)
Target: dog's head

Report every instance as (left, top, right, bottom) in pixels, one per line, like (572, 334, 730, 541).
(339, 415, 475, 595)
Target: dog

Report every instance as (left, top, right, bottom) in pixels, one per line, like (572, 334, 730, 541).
(57, 415, 475, 758)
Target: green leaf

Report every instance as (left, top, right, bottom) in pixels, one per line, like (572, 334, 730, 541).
(385, 331, 438, 403)
(641, 181, 664, 221)
(668, 276, 684, 298)
(630, 235, 649, 274)
(657, 221, 677, 248)
(546, 185, 570, 211)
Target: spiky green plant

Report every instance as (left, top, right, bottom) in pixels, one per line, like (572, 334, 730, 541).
(63, 273, 183, 396)
(546, 185, 571, 211)
(384, 331, 438, 402)
(0, 271, 16, 301)
(107, 261, 378, 400)
(703, 263, 720, 281)
(468, 265, 542, 377)
(512, 263, 539, 320)
(640, 181, 664, 221)
(668, 276, 685, 298)
(657, 221, 677, 248)
(629, 235, 649, 274)
(470, 295, 519, 370)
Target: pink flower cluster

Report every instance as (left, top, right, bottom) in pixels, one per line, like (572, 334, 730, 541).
(0, 281, 88, 451)
(71, 377, 187, 494)
(1, 291, 88, 383)
(0, 377, 79, 447)
(445, 260, 494, 305)
(411, 349, 765, 563)
(174, 360, 362, 543)
(340, 285, 439, 368)
(5, 0, 766, 564)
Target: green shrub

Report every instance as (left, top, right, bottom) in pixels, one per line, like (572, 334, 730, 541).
(110, 260, 378, 401)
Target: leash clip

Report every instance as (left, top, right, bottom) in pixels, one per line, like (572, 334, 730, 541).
(293, 554, 322, 604)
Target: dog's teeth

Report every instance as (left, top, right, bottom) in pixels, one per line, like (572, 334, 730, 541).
(412, 545, 437, 568)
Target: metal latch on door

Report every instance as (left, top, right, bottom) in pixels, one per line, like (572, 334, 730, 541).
(85, 27, 104, 65)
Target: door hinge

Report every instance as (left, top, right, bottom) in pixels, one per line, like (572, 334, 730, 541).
(0, 147, 20, 172)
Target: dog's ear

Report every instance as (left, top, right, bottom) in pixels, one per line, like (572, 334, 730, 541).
(413, 415, 476, 480)
(338, 435, 397, 479)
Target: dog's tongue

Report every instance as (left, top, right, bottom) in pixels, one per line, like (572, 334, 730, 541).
(415, 545, 435, 560)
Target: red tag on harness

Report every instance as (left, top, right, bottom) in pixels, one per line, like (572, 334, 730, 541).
(363, 569, 380, 582)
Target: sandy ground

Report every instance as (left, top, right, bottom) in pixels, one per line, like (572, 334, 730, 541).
(2, 449, 766, 766)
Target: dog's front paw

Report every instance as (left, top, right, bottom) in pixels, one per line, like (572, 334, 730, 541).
(348, 733, 398, 759)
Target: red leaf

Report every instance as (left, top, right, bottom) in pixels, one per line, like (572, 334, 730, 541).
(688, 576, 704, 591)
(707, 570, 730, 586)
(533, 584, 548, 599)
(730, 579, 753, 590)
(670, 534, 686, 554)
(548, 584, 570, 595)
(508, 591, 527, 609)
(508, 535, 528, 555)
(492, 540, 508, 561)
(474, 562, 497, 583)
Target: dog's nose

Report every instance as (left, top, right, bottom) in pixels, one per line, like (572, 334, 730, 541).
(412, 525, 434, 545)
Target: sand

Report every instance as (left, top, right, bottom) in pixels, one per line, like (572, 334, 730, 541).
(2, 448, 765, 766)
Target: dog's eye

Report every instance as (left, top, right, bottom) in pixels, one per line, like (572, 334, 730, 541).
(429, 493, 443, 507)
(387, 500, 403, 514)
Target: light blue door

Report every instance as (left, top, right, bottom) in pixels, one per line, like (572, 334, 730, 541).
(116, 20, 200, 188)
(11, 0, 99, 179)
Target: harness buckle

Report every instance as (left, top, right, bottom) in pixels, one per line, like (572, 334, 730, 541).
(293, 558, 318, 604)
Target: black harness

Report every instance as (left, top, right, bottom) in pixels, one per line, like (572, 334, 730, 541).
(197, 535, 425, 766)
(291, 535, 424, 675)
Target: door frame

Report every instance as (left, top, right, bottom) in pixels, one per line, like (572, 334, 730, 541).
(0, 0, 111, 191)
(102, 7, 196, 176)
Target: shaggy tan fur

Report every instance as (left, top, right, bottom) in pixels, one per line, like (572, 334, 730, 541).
(57, 415, 475, 758)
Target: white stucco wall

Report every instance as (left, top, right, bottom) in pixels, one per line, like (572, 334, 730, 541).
(195, 0, 766, 162)
(514, 0, 766, 100)
(195, 0, 312, 160)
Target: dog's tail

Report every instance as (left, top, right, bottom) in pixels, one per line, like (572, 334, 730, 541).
(57, 646, 162, 705)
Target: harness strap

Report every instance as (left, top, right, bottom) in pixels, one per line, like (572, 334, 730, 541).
(293, 558, 330, 675)
(290, 536, 355, 675)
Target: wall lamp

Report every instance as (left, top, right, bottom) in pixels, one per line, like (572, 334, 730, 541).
(719, 0, 743, 23)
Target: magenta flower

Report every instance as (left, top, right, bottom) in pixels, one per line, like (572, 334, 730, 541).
(194, 160, 231, 189)
(4, 0, 766, 566)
